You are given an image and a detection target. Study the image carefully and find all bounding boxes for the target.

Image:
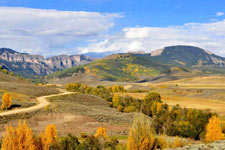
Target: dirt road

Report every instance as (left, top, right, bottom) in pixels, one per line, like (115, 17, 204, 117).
(0, 89, 74, 117)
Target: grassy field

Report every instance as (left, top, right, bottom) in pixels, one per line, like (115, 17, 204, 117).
(0, 93, 134, 138)
(116, 75, 225, 120)
(0, 72, 60, 111)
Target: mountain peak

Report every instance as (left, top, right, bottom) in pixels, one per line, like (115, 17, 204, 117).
(0, 48, 17, 54)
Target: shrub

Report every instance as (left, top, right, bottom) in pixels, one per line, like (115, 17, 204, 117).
(176, 121, 197, 138)
(56, 134, 80, 150)
(66, 83, 82, 92)
(80, 132, 88, 138)
(123, 106, 136, 113)
(144, 92, 161, 103)
(156, 135, 169, 149)
(173, 136, 182, 148)
(108, 85, 126, 93)
(77, 136, 101, 150)
(117, 105, 124, 112)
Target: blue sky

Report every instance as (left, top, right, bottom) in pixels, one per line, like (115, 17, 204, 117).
(2, 0, 225, 27)
(0, 0, 225, 56)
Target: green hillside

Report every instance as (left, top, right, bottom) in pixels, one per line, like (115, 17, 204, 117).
(151, 46, 225, 67)
(47, 46, 225, 82)
(48, 53, 175, 82)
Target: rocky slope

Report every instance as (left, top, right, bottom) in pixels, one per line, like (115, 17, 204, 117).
(0, 48, 93, 77)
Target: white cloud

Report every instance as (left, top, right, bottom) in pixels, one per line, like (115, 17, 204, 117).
(216, 12, 224, 16)
(78, 19, 225, 56)
(0, 7, 121, 56)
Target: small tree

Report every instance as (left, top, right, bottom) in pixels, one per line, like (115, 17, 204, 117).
(127, 113, 155, 150)
(112, 94, 120, 107)
(1, 120, 36, 150)
(205, 116, 224, 142)
(37, 124, 58, 150)
(45, 125, 58, 144)
(1, 93, 12, 110)
(95, 127, 107, 138)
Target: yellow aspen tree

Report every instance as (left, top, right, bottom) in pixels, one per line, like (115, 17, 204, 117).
(127, 113, 155, 150)
(112, 94, 120, 107)
(37, 132, 49, 150)
(127, 129, 138, 150)
(1, 120, 36, 150)
(45, 124, 58, 144)
(1, 93, 12, 110)
(95, 127, 107, 138)
(205, 116, 224, 142)
(37, 125, 58, 150)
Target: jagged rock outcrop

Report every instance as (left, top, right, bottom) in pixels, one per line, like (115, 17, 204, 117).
(0, 48, 93, 77)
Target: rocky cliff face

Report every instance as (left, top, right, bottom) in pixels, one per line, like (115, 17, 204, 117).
(0, 48, 93, 77)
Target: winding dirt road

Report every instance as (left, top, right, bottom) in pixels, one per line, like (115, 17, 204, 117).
(0, 89, 74, 117)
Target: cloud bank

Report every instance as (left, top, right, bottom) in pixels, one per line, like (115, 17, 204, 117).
(0, 7, 225, 57)
(0, 7, 122, 56)
(78, 20, 225, 56)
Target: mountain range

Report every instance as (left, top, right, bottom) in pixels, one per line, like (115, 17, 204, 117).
(49, 45, 225, 82)
(0, 48, 93, 77)
(1, 46, 225, 80)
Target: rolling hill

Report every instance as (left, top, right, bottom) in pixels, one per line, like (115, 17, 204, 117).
(150, 46, 225, 67)
(48, 46, 225, 82)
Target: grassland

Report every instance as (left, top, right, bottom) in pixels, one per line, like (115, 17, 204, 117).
(0, 93, 134, 138)
(2, 72, 225, 141)
(116, 75, 225, 118)
(0, 72, 60, 112)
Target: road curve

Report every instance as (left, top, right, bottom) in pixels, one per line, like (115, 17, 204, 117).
(0, 89, 74, 117)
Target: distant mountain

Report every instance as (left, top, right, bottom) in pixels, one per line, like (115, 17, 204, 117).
(150, 46, 225, 67)
(48, 45, 225, 82)
(0, 48, 93, 77)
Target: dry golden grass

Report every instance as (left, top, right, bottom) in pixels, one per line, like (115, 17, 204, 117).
(118, 92, 225, 116)
(159, 75, 225, 85)
(162, 95, 225, 116)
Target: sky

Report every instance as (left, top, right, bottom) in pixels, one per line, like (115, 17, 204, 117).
(0, 0, 225, 57)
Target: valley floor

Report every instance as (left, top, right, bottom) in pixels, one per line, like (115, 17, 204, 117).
(0, 93, 134, 138)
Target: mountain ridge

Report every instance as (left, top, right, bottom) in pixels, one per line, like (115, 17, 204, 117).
(48, 45, 225, 82)
(0, 48, 93, 77)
